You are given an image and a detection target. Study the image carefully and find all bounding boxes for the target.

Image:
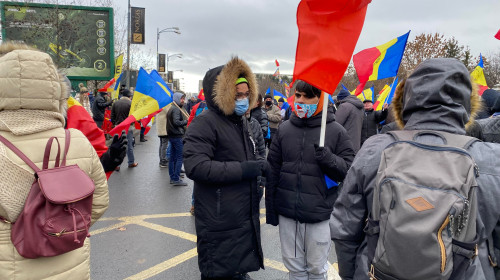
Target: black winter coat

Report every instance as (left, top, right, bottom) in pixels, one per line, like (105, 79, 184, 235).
(167, 105, 187, 137)
(360, 109, 388, 146)
(335, 95, 364, 152)
(266, 111, 355, 225)
(92, 94, 112, 121)
(250, 107, 268, 138)
(183, 57, 263, 278)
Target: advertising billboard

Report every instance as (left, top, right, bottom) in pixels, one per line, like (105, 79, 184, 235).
(0, 2, 114, 80)
(130, 7, 144, 44)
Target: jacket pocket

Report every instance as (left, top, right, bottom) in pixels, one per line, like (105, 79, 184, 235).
(206, 227, 245, 278)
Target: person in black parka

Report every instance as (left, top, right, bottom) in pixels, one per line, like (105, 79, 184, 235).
(266, 80, 355, 279)
(92, 91, 113, 128)
(183, 57, 265, 280)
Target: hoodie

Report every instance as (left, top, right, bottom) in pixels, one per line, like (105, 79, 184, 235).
(330, 58, 498, 280)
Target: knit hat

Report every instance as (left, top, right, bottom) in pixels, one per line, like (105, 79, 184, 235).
(265, 94, 273, 100)
(79, 83, 88, 93)
(235, 77, 248, 85)
(278, 97, 285, 102)
(337, 88, 350, 100)
(363, 99, 373, 103)
(492, 96, 500, 113)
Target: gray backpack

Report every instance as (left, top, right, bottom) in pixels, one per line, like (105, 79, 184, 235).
(367, 130, 480, 280)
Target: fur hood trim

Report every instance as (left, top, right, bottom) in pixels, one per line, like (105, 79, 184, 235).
(213, 57, 258, 116)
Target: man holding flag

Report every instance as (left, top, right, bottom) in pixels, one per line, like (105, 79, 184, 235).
(110, 88, 138, 168)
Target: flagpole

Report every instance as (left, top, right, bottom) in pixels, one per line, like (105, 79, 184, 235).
(319, 92, 329, 147)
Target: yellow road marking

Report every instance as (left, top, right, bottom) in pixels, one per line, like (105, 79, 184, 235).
(90, 221, 130, 236)
(134, 220, 197, 242)
(264, 258, 288, 272)
(98, 212, 192, 221)
(124, 248, 198, 280)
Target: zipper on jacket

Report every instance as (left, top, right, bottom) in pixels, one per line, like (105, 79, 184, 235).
(386, 141, 475, 160)
(216, 188, 221, 217)
(379, 177, 467, 202)
(438, 215, 450, 273)
(295, 128, 306, 220)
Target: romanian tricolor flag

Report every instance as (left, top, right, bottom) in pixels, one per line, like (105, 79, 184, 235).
(373, 84, 390, 111)
(273, 89, 289, 110)
(197, 88, 205, 101)
(108, 68, 174, 135)
(470, 54, 489, 96)
(98, 77, 115, 93)
(66, 97, 108, 157)
(352, 86, 374, 102)
(275, 59, 280, 67)
(273, 69, 280, 77)
(353, 31, 410, 95)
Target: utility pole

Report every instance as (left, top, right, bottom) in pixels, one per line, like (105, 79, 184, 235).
(126, 0, 131, 89)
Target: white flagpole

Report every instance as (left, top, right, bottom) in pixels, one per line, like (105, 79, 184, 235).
(319, 92, 329, 147)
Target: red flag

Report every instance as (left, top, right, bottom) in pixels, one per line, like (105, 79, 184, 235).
(275, 59, 280, 67)
(66, 97, 108, 157)
(98, 78, 115, 92)
(293, 0, 370, 93)
(108, 115, 136, 136)
(496, 29, 500, 40)
(287, 95, 295, 112)
(198, 89, 205, 101)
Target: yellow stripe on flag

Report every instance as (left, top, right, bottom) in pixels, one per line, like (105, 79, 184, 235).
(156, 81, 172, 98)
(67, 96, 82, 108)
(369, 38, 398, 81)
(129, 91, 161, 120)
(470, 66, 487, 87)
(375, 85, 391, 111)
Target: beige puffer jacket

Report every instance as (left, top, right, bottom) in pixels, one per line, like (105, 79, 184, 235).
(0, 44, 109, 280)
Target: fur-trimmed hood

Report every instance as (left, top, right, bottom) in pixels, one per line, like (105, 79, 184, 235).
(391, 58, 482, 135)
(0, 43, 68, 114)
(202, 57, 258, 116)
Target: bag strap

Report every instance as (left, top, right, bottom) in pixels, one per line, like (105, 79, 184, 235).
(388, 130, 479, 150)
(0, 134, 41, 172)
(62, 129, 71, 166)
(43, 137, 61, 170)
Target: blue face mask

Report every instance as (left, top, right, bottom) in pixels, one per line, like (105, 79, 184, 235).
(294, 102, 318, 118)
(234, 98, 249, 116)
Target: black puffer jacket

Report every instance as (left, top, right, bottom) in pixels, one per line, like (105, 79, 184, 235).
(476, 117, 500, 143)
(335, 95, 364, 152)
(266, 109, 355, 225)
(183, 57, 263, 278)
(250, 107, 268, 138)
(360, 109, 388, 146)
(91, 93, 112, 121)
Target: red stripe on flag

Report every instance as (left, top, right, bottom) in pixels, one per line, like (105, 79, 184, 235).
(495, 29, 500, 40)
(353, 47, 382, 84)
(66, 104, 108, 157)
(108, 115, 137, 136)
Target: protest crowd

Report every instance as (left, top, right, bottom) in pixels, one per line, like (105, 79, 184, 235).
(1, 1, 500, 280)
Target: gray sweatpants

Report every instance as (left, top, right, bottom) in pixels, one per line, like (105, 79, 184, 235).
(279, 215, 331, 280)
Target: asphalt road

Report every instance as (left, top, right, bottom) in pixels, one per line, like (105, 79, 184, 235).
(90, 126, 340, 280)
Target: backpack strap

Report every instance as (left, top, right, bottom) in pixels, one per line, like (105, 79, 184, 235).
(43, 137, 61, 170)
(388, 130, 479, 150)
(62, 129, 71, 166)
(487, 235, 498, 267)
(0, 134, 41, 172)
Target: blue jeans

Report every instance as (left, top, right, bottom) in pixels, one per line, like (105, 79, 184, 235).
(167, 141, 171, 158)
(126, 129, 135, 165)
(168, 137, 183, 181)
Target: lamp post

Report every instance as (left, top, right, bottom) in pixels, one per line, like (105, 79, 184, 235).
(156, 27, 180, 71)
(167, 53, 183, 73)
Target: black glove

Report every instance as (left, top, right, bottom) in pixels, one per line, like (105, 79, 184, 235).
(100, 132, 128, 172)
(241, 160, 266, 180)
(314, 143, 332, 162)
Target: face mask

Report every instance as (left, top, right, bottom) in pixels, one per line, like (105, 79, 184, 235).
(234, 98, 249, 116)
(294, 102, 318, 119)
(265, 100, 273, 106)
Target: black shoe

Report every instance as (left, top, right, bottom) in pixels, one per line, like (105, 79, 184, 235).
(140, 138, 147, 142)
(170, 180, 188, 186)
(233, 274, 252, 280)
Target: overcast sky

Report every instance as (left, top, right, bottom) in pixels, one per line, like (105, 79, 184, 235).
(117, 0, 500, 93)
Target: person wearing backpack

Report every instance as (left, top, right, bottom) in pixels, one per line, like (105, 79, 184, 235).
(0, 43, 109, 279)
(266, 80, 355, 280)
(330, 58, 500, 280)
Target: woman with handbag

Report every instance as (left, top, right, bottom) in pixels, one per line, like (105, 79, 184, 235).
(0, 43, 109, 279)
